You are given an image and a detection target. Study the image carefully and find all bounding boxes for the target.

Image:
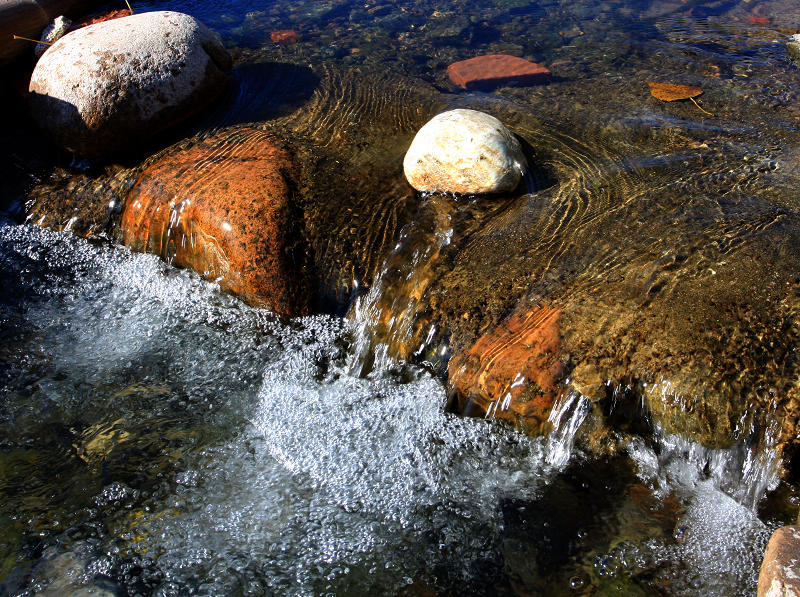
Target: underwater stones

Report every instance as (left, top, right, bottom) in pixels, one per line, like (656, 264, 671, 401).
(121, 128, 311, 316)
(448, 304, 566, 434)
(28, 11, 233, 158)
(758, 526, 800, 597)
(271, 29, 300, 45)
(447, 54, 551, 90)
(69, 7, 132, 29)
(403, 109, 528, 194)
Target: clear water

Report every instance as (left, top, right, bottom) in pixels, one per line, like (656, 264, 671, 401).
(5, 0, 800, 593)
(0, 223, 783, 595)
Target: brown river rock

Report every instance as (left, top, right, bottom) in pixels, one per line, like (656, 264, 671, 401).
(121, 127, 312, 316)
(448, 304, 566, 433)
(758, 526, 800, 597)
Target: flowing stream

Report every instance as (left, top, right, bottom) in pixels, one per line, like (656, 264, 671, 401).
(0, 221, 785, 596)
(4, 0, 800, 594)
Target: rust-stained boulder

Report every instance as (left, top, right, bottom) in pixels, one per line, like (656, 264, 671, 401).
(758, 525, 800, 597)
(448, 304, 566, 433)
(121, 127, 312, 316)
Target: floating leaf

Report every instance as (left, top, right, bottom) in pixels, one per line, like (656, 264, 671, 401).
(647, 82, 703, 101)
(647, 82, 713, 116)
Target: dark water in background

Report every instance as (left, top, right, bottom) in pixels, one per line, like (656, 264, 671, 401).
(4, 0, 800, 594)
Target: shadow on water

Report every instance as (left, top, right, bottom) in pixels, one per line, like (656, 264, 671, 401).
(208, 61, 321, 128)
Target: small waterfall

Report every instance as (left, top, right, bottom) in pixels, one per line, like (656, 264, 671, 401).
(347, 197, 453, 376)
(545, 391, 593, 468)
(628, 399, 781, 511)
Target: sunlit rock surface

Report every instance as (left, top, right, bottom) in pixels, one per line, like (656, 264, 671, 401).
(403, 109, 528, 194)
(121, 127, 312, 316)
(758, 526, 800, 597)
(448, 304, 566, 434)
(28, 11, 232, 157)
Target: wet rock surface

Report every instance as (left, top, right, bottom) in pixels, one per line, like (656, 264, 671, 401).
(121, 126, 312, 316)
(403, 108, 527, 194)
(28, 11, 233, 158)
(758, 526, 800, 597)
(448, 303, 565, 434)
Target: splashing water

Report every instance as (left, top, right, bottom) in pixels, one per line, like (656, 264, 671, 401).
(347, 197, 454, 376)
(546, 391, 593, 469)
(0, 224, 787, 596)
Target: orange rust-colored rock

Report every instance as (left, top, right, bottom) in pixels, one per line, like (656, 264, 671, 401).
(447, 54, 551, 90)
(121, 127, 311, 316)
(69, 8, 131, 30)
(270, 29, 301, 45)
(448, 304, 566, 433)
(758, 526, 800, 597)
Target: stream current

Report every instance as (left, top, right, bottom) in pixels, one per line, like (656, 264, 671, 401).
(4, 0, 800, 594)
(0, 222, 780, 595)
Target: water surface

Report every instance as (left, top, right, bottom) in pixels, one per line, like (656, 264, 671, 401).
(4, 0, 800, 594)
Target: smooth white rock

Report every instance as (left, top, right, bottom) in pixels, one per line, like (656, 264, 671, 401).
(403, 109, 528, 194)
(29, 11, 232, 157)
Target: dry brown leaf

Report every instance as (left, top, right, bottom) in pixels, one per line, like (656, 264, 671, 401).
(647, 82, 703, 101)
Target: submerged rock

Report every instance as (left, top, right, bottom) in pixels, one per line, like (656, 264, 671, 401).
(271, 29, 301, 45)
(758, 526, 800, 597)
(403, 109, 528, 194)
(28, 11, 233, 158)
(447, 54, 551, 90)
(448, 304, 566, 433)
(121, 127, 312, 316)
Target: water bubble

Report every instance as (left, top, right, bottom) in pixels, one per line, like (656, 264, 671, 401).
(569, 575, 585, 589)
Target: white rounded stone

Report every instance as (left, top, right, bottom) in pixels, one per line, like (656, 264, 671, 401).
(29, 11, 232, 158)
(403, 109, 528, 194)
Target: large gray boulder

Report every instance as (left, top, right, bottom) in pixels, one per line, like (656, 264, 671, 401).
(403, 109, 528, 194)
(28, 10, 232, 158)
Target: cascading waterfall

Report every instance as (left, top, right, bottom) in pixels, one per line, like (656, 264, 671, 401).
(346, 196, 454, 377)
(628, 405, 782, 511)
(545, 391, 593, 468)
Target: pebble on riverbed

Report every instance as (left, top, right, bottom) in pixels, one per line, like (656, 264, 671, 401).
(35, 16, 71, 59)
(447, 54, 551, 90)
(403, 108, 528, 194)
(28, 11, 233, 158)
